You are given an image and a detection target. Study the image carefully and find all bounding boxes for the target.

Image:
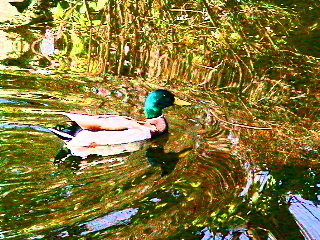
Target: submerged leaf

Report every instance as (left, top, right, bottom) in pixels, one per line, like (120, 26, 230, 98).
(52, 2, 65, 19)
(190, 182, 201, 188)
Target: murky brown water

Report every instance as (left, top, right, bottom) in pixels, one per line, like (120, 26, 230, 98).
(1, 1, 320, 238)
(1, 71, 319, 239)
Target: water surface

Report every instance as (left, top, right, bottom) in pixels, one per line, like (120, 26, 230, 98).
(1, 71, 318, 239)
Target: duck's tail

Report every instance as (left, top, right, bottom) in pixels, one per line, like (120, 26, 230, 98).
(48, 128, 74, 141)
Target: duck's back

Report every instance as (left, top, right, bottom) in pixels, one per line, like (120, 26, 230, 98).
(64, 113, 142, 130)
(66, 127, 152, 147)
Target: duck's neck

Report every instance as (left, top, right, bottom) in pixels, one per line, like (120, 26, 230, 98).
(144, 107, 162, 119)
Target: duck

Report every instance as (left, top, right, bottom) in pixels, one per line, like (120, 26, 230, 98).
(49, 89, 190, 147)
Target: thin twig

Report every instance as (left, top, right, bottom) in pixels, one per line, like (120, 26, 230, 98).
(209, 109, 273, 130)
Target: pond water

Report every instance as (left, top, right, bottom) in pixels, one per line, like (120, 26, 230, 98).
(0, 73, 227, 238)
(0, 71, 319, 239)
(1, 1, 320, 238)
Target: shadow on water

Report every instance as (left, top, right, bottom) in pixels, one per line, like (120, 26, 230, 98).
(54, 132, 191, 177)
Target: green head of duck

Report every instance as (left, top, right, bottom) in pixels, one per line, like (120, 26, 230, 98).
(144, 90, 191, 119)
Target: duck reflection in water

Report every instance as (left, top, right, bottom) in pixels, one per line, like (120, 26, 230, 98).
(146, 133, 192, 176)
(54, 133, 192, 176)
(146, 145, 192, 176)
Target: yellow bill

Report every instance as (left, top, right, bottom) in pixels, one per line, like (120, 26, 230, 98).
(174, 97, 191, 106)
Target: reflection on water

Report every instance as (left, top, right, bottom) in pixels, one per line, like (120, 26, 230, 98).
(0, 72, 235, 239)
(0, 123, 51, 132)
(54, 132, 190, 178)
(56, 207, 139, 237)
(1, 0, 319, 237)
(287, 195, 320, 239)
(0, 71, 319, 239)
(146, 145, 192, 177)
(79, 208, 139, 236)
